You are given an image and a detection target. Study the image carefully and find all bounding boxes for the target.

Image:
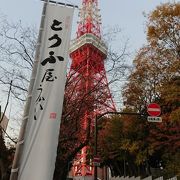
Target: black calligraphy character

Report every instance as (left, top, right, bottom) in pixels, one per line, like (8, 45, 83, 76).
(41, 51, 56, 66)
(51, 20, 62, 31)
(34, 87, 45, 120)
(41, 51, 64, 66)
(49, 34, 62, 48)
(36, 87, 45, 105)
(41, 69, 57, 83)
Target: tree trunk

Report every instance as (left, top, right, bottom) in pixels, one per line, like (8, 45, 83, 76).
(0, 158, 6, 180)
(53, 160, 69, 180)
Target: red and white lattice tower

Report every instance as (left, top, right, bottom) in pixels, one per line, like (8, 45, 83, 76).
(68, 0, 116, 177)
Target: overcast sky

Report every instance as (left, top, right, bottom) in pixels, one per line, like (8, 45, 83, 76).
(1, 0, 177, 52)
(0, 0, 178, 120)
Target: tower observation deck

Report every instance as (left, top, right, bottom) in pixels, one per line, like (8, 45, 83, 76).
(66, 0, 116, 178)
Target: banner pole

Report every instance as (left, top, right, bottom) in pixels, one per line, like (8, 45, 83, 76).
(40, 0, 79, 8)
(10, 1, 49, 179)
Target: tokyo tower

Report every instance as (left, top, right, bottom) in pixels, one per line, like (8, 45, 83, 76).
(66, 0, 116, 177)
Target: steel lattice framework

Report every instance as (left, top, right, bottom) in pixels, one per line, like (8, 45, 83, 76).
(67, 0, 116, 177)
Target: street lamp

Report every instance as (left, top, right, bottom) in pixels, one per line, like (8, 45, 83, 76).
(93, 111, 145, 180)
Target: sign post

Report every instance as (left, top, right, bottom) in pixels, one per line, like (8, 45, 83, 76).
(93, 156, 101, 167)
(147, 103, 162, 122)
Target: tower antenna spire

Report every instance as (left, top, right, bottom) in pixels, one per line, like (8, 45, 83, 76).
(77, 0, 101, 38)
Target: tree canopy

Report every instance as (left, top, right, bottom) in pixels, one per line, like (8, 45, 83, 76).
(98, 2, 180, 178)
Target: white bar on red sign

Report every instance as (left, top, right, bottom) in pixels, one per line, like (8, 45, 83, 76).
(148, 108, 161, 111)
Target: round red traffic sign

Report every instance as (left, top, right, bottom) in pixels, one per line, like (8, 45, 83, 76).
(147, 103, 161, 117)
(93, 156, 101, 163)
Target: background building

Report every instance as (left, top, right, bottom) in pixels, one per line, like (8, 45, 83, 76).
(0, 109, 9, 137)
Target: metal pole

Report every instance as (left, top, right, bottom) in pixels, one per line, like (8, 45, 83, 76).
(10, 1, 49, 179)
(0, 80, 12, 124)
(94, 115, 98, 180)
(123, 152, 126, 177)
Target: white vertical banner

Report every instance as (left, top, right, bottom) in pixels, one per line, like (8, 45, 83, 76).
(18, 3, 74, 180)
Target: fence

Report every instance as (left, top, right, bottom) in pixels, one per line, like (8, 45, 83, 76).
(110, 176, 178, 180)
